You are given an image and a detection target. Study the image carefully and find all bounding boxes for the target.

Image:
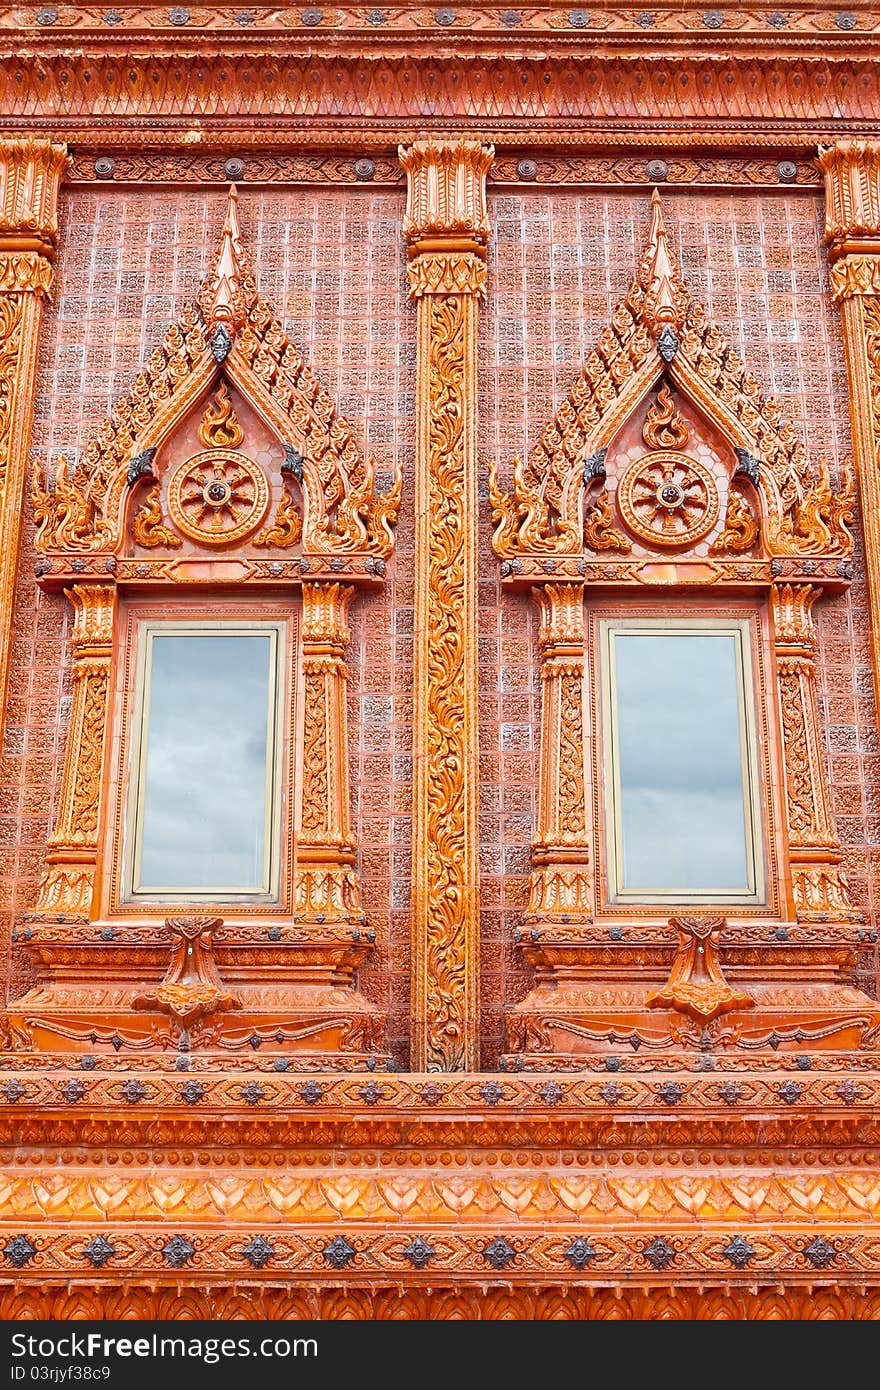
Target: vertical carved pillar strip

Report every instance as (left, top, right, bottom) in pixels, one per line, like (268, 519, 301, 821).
(0, 138, 66, 764)
(295, 580, 364, 925)
(34, 583, 116, 920)
(401, 138, 493, 1070)
(772, 583, 855, 922)
(819, 141, 880, 714)
(525, 583, 593, 923)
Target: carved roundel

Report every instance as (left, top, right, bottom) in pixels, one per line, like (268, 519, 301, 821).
(167, 449, 270, 546)
(617, 451, 720, 549)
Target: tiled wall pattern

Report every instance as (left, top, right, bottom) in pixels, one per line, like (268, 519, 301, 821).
(2, 186, 876, 1068)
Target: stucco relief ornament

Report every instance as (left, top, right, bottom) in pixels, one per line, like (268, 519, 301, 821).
(30, 185, 402, 566)
(489, 190, 854, 566)
(133, 917, 239, 1033)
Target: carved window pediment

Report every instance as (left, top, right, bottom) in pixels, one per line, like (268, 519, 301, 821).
(32, 187, 401, 583)
(489, 191, 853, 584)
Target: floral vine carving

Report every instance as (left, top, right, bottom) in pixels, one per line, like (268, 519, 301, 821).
(300, 669, 329, 839)
(777, 662, 819, 842)
(558, 672, 587, 840)
(0, 296, 24, 497)
(423, 293, 470, 1070)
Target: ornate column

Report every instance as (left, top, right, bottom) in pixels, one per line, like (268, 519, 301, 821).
(819, 140, 880, 710)
(295, 580, 364, 927)
(33, 583, 116, 920)
(400, 138, 493, 1070)
(0, 138, 66, 751)
(772, 583, 855, 921)
(525, 583, 592, 923)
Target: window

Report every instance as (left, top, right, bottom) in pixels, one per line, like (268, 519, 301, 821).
(600, 617, 764, 905)
(124, 620, 285, 902)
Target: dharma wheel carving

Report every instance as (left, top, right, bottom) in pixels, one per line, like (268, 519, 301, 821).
(617, 450, 720, 548)
(167, 448, 270, 546)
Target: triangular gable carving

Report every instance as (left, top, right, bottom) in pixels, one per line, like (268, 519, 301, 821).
(33, 188, 401, 561)
(489, 191, 853, 562)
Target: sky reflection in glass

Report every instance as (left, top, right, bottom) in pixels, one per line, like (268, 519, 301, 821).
(612, 631, 751, 893)
(136, 633, 273, 892)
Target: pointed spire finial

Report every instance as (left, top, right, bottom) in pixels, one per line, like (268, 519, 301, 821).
(197, 184, 257, 336)
(637, 189, 689, 339)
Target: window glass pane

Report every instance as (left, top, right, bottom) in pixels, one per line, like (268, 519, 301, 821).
(612, 630, 752, 894)
(136, 632, 274, 893)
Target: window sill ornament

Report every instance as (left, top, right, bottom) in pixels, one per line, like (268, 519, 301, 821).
(133, 917, 240, 1036)
(646, 916, 754, 1024)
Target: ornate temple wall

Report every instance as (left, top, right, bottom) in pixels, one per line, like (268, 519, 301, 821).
(1, 183, 875, 1067)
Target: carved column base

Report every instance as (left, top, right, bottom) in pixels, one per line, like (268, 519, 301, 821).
(5, 922, 388, 1069)
(502, 926, 880, 1068)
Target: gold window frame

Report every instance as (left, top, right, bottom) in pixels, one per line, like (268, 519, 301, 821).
(599, 615, 766, 907)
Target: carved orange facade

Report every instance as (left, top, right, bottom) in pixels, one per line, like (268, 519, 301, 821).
(1, 6, 880, 1322)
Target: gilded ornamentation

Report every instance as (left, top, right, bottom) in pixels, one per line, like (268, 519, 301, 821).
(295, 583, 365, 928)
(617, 450, 719, 548)
(406, 252, 487, 299)
(253, 486, 303, 548)
(772, 584, 856, 922)
(131, 482, 181, 550)
(33, 584, 116, 920)
(491, 192, 852, 563)
(582, 489, 631, 553)
(197, 383, 244, 449)
(526, 584, 592, 924)
(167, 448, 270, 545)
(709, 487, 759, 555)
(647, 917, 754, 1024)
(399, 138, 493, 246)
(641, 383, 690, 450)
(30, 188, 401, 563)
(404, 137, 491, 1072)
(818, 140, 880, 256)
(133, 918, 239, 1032)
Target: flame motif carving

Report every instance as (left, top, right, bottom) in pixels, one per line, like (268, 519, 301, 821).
(197, 384, 244, 450)
(710, 488, 759, 555)
(582, 489, 631, 553)
(132, 482, 181, 550)
(642, 384, 689, 450)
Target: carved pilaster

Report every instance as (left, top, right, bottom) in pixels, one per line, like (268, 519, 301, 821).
(401, 137, 492, 1071)
(772, 583, 855, 922)
(33, 583, 116, 920)
(819, 141, 880, 723)
(525, 584, 592, 923)
(294, 581, 364, 927)
(0, 138, 66, 780)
